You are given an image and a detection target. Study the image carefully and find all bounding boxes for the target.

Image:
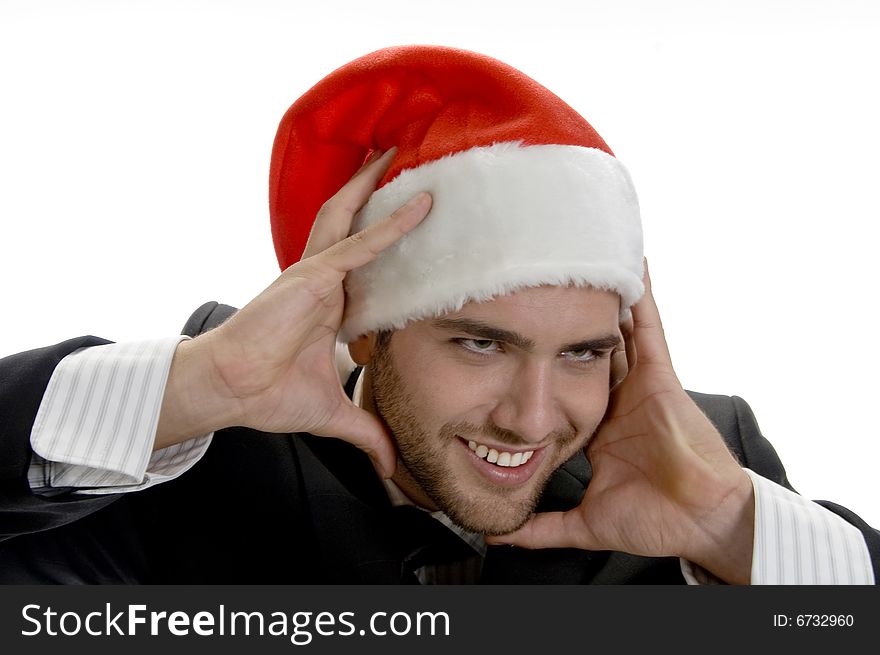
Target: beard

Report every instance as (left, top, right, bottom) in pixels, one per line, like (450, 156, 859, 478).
(369, 338, 582, 535)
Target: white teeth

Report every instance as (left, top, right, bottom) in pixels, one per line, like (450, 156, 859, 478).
(465, 439, 535, 468)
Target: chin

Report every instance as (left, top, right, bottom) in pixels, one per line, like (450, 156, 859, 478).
(425, 477, 545, 536)
(442, 497, 537, 536)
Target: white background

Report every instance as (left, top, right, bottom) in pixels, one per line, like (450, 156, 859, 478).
(2, 0, 878, 528)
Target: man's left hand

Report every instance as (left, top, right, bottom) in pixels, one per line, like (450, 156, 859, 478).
(487, 261, 755, 584)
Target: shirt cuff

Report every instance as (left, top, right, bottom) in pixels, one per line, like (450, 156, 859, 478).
(28, 336, 212, 494)
(746, 468, 874, 584)
(681, 469, 874, 584)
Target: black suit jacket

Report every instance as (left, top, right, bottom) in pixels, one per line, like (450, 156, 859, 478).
(1, 302, 878, 584)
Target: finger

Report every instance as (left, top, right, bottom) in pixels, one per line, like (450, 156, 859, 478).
(318, 403, 398, 479)
(609, 349, 627, 390)
(629, 258, 674, 368)
(302, 147, 398, 259)
(485, 510, 595, 551)
(620, 313, 636, 372)
(609, 314, 634, 389)
(319, 192, 432, 274)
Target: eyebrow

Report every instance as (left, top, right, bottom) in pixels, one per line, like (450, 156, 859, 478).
(431, 317, 620, 353)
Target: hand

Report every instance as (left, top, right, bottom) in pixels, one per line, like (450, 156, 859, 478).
(488, 261, 755, 583)
(156, 149, 432, 478)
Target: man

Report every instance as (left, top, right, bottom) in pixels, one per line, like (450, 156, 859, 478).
(1, 46, 877, 584)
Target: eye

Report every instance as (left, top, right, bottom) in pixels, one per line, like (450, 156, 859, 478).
(457, 338, 501, 355)
(561, 348, 597, 364)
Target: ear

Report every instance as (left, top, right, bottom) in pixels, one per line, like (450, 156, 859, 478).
(348, 332, 378, 365)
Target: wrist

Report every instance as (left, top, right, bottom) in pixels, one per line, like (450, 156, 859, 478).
(154, 336, 241, 449)
(684, 470, 755, 585)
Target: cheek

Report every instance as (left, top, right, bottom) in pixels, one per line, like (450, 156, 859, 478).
(397, 351, 507, 424)
(562, 371, 612, 433)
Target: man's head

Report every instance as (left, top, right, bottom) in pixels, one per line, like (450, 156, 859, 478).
(349, 284, 621, 534)
(270, 45, 644, 532)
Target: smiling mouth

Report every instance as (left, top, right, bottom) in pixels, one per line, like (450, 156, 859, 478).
(465, 439, 535, 468)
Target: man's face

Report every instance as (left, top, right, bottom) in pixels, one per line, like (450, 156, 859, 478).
(365, 284, 621, 535)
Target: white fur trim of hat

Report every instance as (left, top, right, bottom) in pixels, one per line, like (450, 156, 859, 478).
(340, 141, 643, 342)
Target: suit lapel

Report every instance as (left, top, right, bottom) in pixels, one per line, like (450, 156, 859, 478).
(289, 367, 419, 582)
(292, 432, 412, 582)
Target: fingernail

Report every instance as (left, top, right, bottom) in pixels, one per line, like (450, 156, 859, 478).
(373, 454, 394, 479)
(374, 146, 397, 164)
(407, 191, 430, 208)
(397, 193, 431, 227)
(369, 457, 386, 479)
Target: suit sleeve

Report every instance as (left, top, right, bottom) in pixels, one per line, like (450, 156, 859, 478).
(0, 337, 119, 540)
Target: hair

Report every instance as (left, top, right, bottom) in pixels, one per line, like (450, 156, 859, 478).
(374, 329, 394, 351)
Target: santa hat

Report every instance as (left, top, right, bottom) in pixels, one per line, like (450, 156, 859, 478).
(269, 45, 643, 343)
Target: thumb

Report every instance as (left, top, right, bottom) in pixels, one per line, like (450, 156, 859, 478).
(486, 511, 594, 550)
(318, 402, 398, 479)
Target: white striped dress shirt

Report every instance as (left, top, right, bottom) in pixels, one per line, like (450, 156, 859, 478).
(26, 338, 875, 584)
(28, 337, 211, 494)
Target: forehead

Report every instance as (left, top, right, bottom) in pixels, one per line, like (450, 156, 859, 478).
(432, 284, 620, 336)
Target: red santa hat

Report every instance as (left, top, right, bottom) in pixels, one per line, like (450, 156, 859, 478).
(269, 45, 643, 343)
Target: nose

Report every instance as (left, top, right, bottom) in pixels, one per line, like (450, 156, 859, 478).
(488, 359, 568, 445)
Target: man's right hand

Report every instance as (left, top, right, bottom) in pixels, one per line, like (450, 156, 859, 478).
(155, 148, 432, 478)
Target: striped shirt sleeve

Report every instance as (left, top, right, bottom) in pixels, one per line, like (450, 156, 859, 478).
(681, 468, 874, 584)
(28, 336, 212, 495)
(746, 468, 874, 584)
